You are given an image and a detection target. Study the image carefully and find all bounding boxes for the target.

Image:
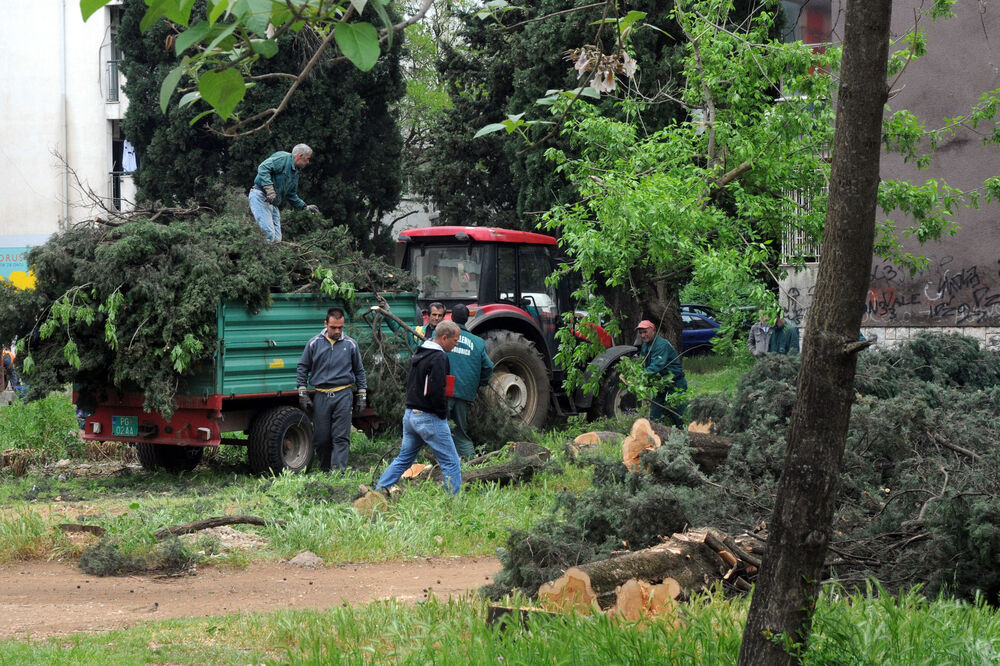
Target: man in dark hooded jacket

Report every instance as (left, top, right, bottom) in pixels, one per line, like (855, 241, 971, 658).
(376, 321, 463, 494)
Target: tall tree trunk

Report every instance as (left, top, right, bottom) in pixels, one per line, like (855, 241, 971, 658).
(738, 1, 892, 664)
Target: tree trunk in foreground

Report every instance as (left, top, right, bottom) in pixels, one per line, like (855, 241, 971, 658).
(738, 1, 892, 663)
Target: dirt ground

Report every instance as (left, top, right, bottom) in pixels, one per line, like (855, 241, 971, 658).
(0, 556, 500, 640)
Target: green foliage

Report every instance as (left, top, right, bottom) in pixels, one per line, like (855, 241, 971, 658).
(78, 536, 196, 576)
(118, 1, 406, 253)
(0, 203, 413, 418)
(83, 0, 392, 121)
(489, 333, 1000, 604)
(0, 393, 84, 459)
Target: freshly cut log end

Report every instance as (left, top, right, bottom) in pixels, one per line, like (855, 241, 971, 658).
(613, 578, 646, 621)
(622, 418, 663, 471)
(574, 431, 625, 446)
(401, 463, 426, 479)
(537, 567, 600, 615)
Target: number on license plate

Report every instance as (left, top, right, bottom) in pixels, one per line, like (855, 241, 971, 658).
(111, 416, 138, 437)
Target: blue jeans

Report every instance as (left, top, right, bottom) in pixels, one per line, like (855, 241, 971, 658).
(377, 409, 462, 494)
(248, 188, 281, 242)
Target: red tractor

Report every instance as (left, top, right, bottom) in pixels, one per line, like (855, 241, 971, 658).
(398, 226, 637, 427)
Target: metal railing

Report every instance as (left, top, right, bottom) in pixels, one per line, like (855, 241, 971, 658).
(106, 59, 121, 102)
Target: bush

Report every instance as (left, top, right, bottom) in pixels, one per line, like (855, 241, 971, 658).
(0, 392, 82, 459)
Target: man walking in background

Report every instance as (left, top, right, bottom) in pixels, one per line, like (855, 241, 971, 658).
(377, 322, 463, 494)
(297, 307, 367, 472)
(447, 305, 494, 459)
(249, 143, 320, 242)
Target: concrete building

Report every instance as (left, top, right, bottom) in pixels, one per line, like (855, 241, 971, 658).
(778, 1, 1000, 350)
(0, 0, 135, 289)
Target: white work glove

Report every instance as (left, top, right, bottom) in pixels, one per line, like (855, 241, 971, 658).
(305, 204, 320, 214)
(263, 184, 277, 204)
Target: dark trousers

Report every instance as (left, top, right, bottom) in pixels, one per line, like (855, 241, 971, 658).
(312, 389, 353, 471)
(650, 377, 688, 428)
(448, 398, 475, 459)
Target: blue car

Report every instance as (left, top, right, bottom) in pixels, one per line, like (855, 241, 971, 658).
(681, 312, 720, 355)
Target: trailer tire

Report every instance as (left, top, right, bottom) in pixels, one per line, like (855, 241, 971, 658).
(135, 443, 204, 472)
(483, 330, 550, 430)
(248, 406, 314, 475)
(588, 363, 640, 421)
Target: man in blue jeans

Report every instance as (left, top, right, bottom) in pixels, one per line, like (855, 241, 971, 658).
(377, 321, 463, 494)
(248, 143, 320, 242)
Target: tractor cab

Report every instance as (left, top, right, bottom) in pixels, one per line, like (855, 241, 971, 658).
(398, 226, 625, 429)
(399, 226, 564, 359)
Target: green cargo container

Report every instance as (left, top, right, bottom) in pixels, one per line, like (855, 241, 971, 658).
(184, 292, 420, 397)
(82, 292, 420, 475)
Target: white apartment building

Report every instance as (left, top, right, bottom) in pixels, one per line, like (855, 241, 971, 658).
(0, 0, 135, 288)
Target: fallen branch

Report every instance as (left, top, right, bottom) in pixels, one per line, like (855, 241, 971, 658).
(154, 515, 284, 540)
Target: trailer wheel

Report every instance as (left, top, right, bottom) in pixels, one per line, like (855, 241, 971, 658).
(483, 330, 550, 430)
(135, 443, 204, 472)
(248, 406, 313, 475)
(588, 363, 639, 421)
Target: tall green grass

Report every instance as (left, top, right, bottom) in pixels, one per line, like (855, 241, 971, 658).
(3, 587, 999, 664)
(0, 392, 82, 457)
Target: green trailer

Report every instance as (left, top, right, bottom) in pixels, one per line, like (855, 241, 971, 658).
(78, 293, 419, 474)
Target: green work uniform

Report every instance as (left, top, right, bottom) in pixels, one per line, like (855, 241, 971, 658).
(639, 335, 687, 427)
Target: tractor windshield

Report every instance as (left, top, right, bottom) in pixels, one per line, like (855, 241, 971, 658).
(408, 245, 483, 302)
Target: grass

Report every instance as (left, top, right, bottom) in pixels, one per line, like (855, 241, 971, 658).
(3, 366, 998, 661)
(2, 587, 999, 664)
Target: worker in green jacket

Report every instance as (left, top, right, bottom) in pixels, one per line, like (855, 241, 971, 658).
(248, 144, 320, 242)
(767, 312, 800, 355)
(636, 320, 687, 427)
(447, 305, 494, 459)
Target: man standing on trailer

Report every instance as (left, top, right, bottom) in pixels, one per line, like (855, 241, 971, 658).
(297, 307, 367, 472)
(248, 143, 320, 242)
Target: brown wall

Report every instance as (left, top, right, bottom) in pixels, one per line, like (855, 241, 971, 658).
(787, 2, 1000, 329)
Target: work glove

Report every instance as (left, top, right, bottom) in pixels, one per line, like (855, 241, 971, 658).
(353, 391, 367, 417)
(305, 204, 320, 214)
(263, 184, 277, 204)
(298, 392, 313, 413)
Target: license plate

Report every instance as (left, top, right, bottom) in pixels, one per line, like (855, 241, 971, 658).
(112, 416, 138, 437)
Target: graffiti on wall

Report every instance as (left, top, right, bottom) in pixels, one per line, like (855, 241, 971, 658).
(864, 256, 1000, 326)
(780, 255, 1000, 328)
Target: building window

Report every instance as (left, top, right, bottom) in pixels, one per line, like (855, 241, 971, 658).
(781, 0, 832, 46)
(106, 6, 123, 102)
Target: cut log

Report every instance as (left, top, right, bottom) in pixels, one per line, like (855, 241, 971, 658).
(613, 579, 646, 621)
(431, 451, 549, 486)
(687, 420, 714, 434)
(537, 567, 600, 614)
(401, 463, 426, 479)
(574, 431, 625, 446)
(622, 418, 662, 471)
(647, 421, 731, 474)
(647, 578, 681, 615)
(154, 515, 283, 540)
(557, 529, 727, 608)
(353, 490, 390, 517)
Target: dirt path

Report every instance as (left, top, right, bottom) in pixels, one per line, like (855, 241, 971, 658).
(0, 557, 501, 640)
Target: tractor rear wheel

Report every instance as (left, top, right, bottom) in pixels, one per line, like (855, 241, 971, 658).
(135, 443, 204, 472)
(248, 406, 314, 475)
(483, 330, 550, 430)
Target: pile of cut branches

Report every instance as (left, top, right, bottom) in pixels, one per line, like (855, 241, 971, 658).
(0, 206, 415, 417)
(486, 333, 1000, 603)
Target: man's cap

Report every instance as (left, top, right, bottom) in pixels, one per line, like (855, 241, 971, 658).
(636, 320, 655, 330)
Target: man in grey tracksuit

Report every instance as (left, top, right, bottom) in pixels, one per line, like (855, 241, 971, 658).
(296, 307, 367, 472)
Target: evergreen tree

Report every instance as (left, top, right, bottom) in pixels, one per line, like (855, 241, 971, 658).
(118, 0, 406, 253)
